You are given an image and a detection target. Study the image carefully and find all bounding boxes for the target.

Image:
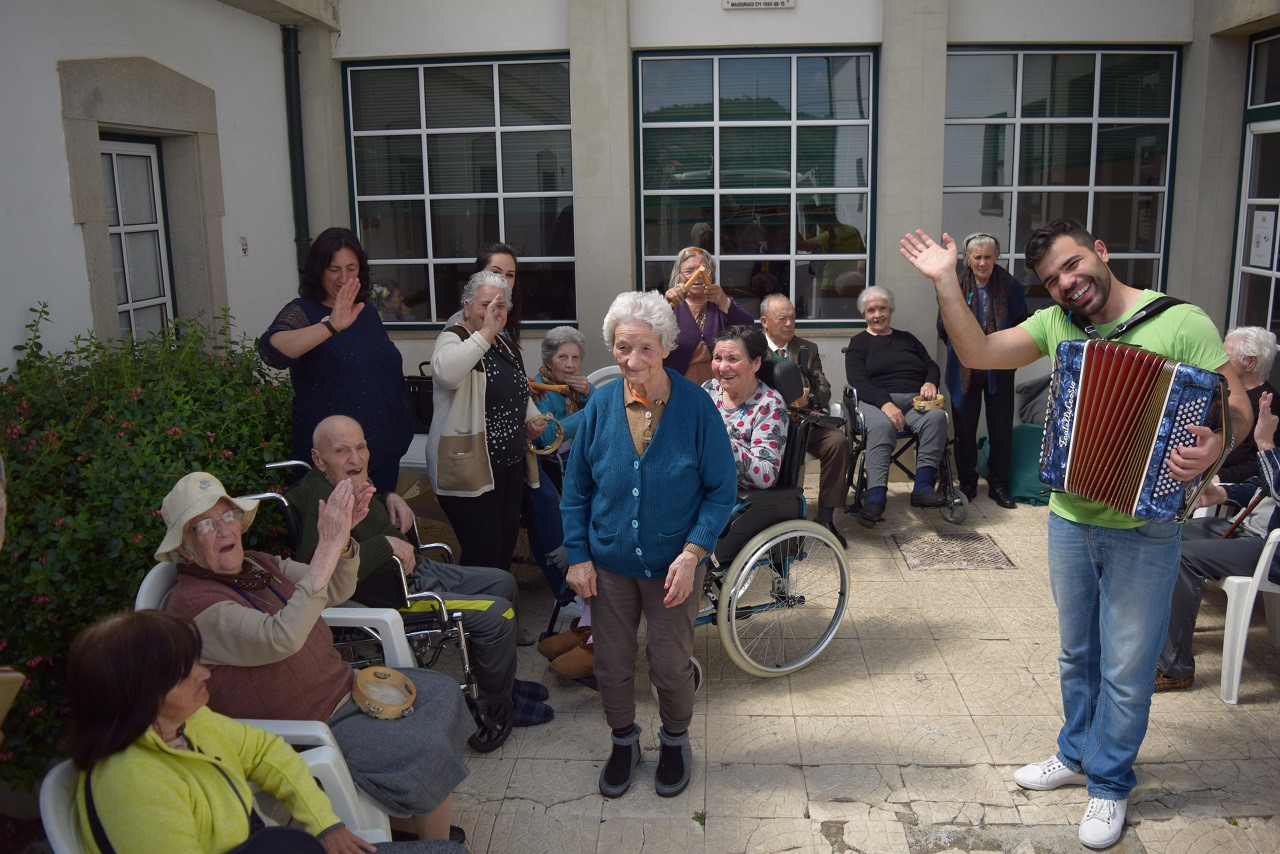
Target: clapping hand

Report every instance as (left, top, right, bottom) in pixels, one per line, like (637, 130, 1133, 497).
(1257, 392, 1276, 452)
(900, 230, 958, 284)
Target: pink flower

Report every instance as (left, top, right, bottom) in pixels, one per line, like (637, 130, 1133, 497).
(221, 450, 232, 458)
(37, 555, 46, 564)
(26, 656, 44, 668)
(132, 533, 144, 544)
(28, 706, 44, 718)
(33, 595, 50, 605)
(52, 518, 64, 528)
(0, 752, 13, 763)
(167, 426, 183, 435)
(153, 508, 164, 517)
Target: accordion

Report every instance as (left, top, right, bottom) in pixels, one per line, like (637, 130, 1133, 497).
(1039, 339, 1229, 522)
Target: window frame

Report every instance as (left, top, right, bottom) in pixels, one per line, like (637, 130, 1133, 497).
(633, 47, 879, 328)
(342, 53, 576, 330)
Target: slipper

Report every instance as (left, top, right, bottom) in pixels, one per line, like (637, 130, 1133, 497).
(517, 627, 536, 646)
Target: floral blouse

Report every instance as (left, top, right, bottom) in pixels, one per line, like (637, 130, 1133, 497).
(702, 378, 788, 489)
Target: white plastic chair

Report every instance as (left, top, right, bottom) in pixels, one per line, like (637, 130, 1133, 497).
(586, 364, 622, 387)
(38, 760, 80, 854)
(1208, 525, 1280, 704)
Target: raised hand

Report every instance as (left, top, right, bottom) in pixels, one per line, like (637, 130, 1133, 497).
(1256, 391, 1276, 452)
(900, 230, 958, 283)
(317, 479, 357, 548)
(329, 278, 365, 332)
(351, 480, 376, 528)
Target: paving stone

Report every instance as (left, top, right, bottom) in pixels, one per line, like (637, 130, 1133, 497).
(850, 608, 936, 639)
(870, 673, 967, 717)
(503, 758, 606, 818)
(596, 816, 705, 852)
(860, 637, 950, 674)
(803, 763, 904, 820)
(487, 810, 601, 852)
(973, 715, 1064, 764)
(900, 763, 1016, 807)
(954, 671, 1058, 716)
(1133, 815, 1280, 853)
(705, 762, 808, 818)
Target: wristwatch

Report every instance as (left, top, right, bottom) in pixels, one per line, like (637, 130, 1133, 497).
(321, 316, 339, 336)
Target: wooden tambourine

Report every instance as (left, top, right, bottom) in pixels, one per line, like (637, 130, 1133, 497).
(912, 394, 945, 412)
(527, 414, 563, 456)
(351, 667, 416, 719)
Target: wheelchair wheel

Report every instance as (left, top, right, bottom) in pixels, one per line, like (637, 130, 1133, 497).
(467, 695, 513, 753)
(649, 655, 703, 702)
(940, 489, 969, 525)
(716, 520, 849, 677)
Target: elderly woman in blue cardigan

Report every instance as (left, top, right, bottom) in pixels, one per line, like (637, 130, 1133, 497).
(562, 291, 736, 801)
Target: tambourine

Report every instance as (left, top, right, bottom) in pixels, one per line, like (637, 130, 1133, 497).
(351, 667, 416, 719)
(912, 394, 945, 412)
(527, 414, 563, 455)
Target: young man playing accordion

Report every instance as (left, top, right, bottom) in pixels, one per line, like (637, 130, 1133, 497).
(902, 218, 1252, 850)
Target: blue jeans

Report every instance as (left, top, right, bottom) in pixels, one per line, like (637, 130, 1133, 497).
(1047, 512, 1182, 800)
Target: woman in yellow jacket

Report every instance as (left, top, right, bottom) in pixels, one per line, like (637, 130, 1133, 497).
(67, 610, 380, 854)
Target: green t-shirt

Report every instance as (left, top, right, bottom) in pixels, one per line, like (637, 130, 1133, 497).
(1019, 289, 1229, 529)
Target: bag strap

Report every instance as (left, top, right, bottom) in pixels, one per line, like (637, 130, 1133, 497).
(83, 769, 118, 854)
(1064, 296, 1186, 341)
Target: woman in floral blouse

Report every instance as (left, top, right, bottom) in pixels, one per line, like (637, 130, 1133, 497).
(702, 325, 788, 489)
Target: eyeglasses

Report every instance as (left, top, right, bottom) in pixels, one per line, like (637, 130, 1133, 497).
(189, 508, 243, 537)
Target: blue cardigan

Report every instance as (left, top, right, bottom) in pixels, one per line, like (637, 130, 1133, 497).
(561, 369, 737, 580)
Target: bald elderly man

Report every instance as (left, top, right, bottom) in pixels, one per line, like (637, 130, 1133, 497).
(291, 415, 553, 728)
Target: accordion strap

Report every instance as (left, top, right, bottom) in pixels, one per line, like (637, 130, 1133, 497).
(1066, 296, 1186, 341)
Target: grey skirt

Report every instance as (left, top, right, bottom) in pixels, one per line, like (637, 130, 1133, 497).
(328, 667, 472, 817)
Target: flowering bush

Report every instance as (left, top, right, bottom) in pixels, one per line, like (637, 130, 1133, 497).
(0, 305, 293, 789)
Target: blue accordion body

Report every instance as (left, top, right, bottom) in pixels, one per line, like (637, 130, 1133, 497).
(1039, 339, 1226, 523)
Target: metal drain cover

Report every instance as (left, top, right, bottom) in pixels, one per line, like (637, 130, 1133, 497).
(892, 532, 1015, 571)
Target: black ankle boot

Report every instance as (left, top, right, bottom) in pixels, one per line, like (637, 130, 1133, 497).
(655, 727, 691, 797)
(599, 724, 641, 797)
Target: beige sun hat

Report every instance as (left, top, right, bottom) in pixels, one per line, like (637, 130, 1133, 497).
(155, 472, 259, 562)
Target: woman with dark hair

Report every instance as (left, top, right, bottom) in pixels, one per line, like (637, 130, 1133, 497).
(662, 247, 755, 384)
(260, 227, 413, 494)
(446, 243, 523, 364)
(67, 610, 388, 854)
(701, 325, 789, 489)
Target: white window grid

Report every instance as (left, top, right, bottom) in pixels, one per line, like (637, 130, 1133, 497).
(943, 49, 1178, 289)
(1230, 118, 1280, 329)
(346, 59, 574, 322)
(101, 139, 173, 337)
(1248, 32, 1280, 109)
(636, 52, 875, 299)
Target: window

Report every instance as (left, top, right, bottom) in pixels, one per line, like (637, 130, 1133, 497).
(636, 52, 875, 321)
(345, 58, 574, 324)
(943, 50, 1177, 303)
(101, 139, 174, 337)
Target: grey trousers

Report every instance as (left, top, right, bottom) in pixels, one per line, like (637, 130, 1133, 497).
(592, 565, 706, 733)
(1157, 517, 1265, 679)
(405, 557, 518, 701)
(858, 392, 948, 491)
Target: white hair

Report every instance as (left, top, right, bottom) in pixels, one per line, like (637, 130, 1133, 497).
(760, 293, 794, 320)
(1226, 326, 1278, 379)
(857, 285, 894, 315)
(460, 270, 511, 308)
(541, 325, 586, 365)
(603, 291, 679, 352)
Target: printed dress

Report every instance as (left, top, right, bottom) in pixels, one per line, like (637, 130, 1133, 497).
(702, 378, 788, 489)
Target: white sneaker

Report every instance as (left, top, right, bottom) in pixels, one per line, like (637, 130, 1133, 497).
(1079, 797, 1127, 849)
(559, 595, 585, 620)
(1013, 755, 1087, 790)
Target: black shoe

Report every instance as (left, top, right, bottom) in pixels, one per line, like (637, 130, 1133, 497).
(600, 724, 642, 797)
(857, 503, 885, 528)
(989, 486, 1016, 509)
(394, 826, 467, 844)
(450, 825, 467, 845)
(910, 488, 948, 508)
(818, 518, 847, 548)
(655, 728, 691, 798)
(960, 483, 977, 501)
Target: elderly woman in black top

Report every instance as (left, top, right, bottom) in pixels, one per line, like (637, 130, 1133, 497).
(845, 285, 949, 526)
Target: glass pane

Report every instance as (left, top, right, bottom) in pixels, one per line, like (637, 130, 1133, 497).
(354, 136, 424, 196)
(797, 194, 868, 255)
(424, 66, 494, 128)
(1105, 258, 1158, 289)
(946, 54, 1016, 119)
(642, 59, 713, 122)
(499, 62, 570, 125)
(1014, 191, 1088, 251)
(101, 154, 119, 227)
(1249, 132, 1280, 199)
(429, 199, 498, 260)
(642, 127, 713, 190)
(1018, 124, 1093, 186)
(1243, 204, 1278, 271)
(369, 264, 429, 322)
(117, 155, 156, 226)
(642, 195, 713, 255)
(1092, 192, 1163, 253)
(124, 231, 163, 300)
(358, 200, 427, 259)
(1012, 259, 1050, 304)
(1022, 54, 1095, 118)
(133, 304, 166, 337)
(797, 55, 870, 120)
(431, 262, 471, 323)
(1251, 37, 1280, 107)
(110, 234, 127, 304)
(797, 126, 869, 188)
(1238, 272, 1274, 327)
(512, 261, 576, 321)
(1095, 124, 1168, 186)
(796, 261, 862, 320)
(350, 68, 421, 131)
(118, 311, 131, 338)
(720, 57, 790, 121)
(719, 193, 791, 255)
(1099, 54, 1174, 118)
(720, 127, 790, 188)
(944, 124, 1012, 187)
(501, 130, 572, 192)
(942, 193, 1011, 252)
(503, 196, 573, 257)
(426, 133, 496, 193)
(719, 260, 791, 317)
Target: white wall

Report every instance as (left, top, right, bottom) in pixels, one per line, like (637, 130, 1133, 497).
(332, 0, 571, 58)
(630, 0, 881, 48)
(0, 0, 299, 369)
(948, 0, 1193, 43)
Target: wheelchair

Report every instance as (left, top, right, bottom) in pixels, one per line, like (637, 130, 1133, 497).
(694, 358, 852, 677)
(840, 385, 968, 525)
(260, 464, 514, 753)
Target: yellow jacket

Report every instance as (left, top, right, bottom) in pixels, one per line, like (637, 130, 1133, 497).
(75, 706, 341, 853)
